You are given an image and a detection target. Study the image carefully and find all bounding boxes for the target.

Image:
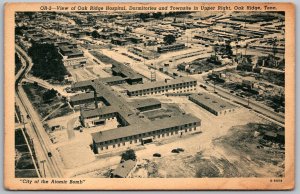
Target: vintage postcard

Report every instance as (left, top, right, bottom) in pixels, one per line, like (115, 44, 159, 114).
(4, 2, 295, 190)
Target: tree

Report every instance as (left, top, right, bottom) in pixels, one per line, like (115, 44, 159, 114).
(28, 43, 68, 81)
(91, 30, 100, 39)
(152, 12, 162, 19)
(225, 41, 233, 56)
(139, 13, 149, 21)
(121, 149, 136, 162)
(42, 89, 57, 102)
(163, 34, 176, 45)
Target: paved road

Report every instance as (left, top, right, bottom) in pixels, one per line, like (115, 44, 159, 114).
(15, 45, 63, 178)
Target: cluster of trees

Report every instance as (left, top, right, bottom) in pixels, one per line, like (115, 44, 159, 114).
(163, 34, 176, 45)
(121, 149, 136, 162)
(91, 30, 100, 39)
(42, 89, 58, 102)
(28, 43, 68, 81)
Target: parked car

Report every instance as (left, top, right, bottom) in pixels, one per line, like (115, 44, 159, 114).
(171, 149, 180, 153)
(177, 148, 184, 152)
(153, 153, 161, 157)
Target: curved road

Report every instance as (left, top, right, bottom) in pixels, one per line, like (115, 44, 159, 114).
(15, 45, 63, 178)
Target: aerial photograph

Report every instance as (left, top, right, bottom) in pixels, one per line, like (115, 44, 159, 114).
(14, 10, 285, 178)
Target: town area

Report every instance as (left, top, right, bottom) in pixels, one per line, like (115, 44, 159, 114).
(14, 11, 285, 178)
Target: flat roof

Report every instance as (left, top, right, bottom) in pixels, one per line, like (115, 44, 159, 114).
(125, 77, 197, 92)
(112, 160, 136, 177)
(92, 114, 201, 143)
(70, 92, 94, 102)
(158, 43, 185, 49)
(99, 76, 127, 83)
(81, 106, 118, 118)
(129, 98, 161, 109)
(71, 76, 126, 89)
(189, 93, 236, 112)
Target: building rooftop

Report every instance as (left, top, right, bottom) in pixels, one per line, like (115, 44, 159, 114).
(99, 76, 127, 83)
(189, 93, 236, 112)
(112, 64, 142, 80)
(125, 77, 197, 92)
(92, 114, 200, 143)
(81, 106, 118, 118)
(112, 160, 136, 178)
(129, 98, 161, 109)
(70, 92, 95, 102)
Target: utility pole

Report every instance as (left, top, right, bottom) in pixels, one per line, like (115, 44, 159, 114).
(40, 160, 46, 178)
(21, 114, 26, 129)
(213, 79, 216, 93)
(247, 96, 250, 107)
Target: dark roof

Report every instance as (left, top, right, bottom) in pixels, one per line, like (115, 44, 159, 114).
(92, 114, 200, 143)
(112, 160, 136, 177)
(189, 93, 236, 112)
(112, 65, 142, 80)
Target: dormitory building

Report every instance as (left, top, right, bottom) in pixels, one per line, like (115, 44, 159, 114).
(125, 77, 197, 97)
(68, 77, 201, 153)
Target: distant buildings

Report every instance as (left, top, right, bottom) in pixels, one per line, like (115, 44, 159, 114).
(111, 63, 143, 85)
(189, 93, 237, 116)
(157, 43, 185, 53)
(125, 77, 197, 97)
(57, 42, 87, 68)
